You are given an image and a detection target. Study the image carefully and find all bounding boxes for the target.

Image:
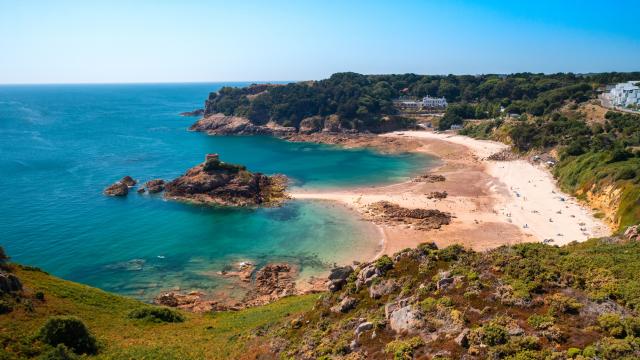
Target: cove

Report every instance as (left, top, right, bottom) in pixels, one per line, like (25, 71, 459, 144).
(0, 83, 433, 300)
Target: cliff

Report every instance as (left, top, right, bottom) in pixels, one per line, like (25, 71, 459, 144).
(164, 154, 288, 207)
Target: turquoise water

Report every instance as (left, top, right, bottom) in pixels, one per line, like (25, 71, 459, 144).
(0, 83, 430, 300)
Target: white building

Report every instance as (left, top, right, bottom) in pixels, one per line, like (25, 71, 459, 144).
(422, 95, 448, 109)
(610, 81, 640, 107)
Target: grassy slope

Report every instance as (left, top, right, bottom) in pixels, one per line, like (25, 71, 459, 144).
(0, 266, 317, 359)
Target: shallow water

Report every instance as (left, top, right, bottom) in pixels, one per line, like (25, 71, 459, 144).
(0, 83, 431, 300)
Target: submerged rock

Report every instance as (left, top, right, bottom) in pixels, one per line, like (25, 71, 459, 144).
(164, 154, 288, 207)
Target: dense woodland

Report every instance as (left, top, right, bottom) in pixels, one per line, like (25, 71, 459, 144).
(204, 72, 640, 132)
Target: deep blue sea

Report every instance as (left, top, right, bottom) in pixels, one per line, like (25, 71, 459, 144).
(0, 83, 430, 300)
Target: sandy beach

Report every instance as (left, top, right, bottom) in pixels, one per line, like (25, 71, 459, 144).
(291, 130, 610, 255)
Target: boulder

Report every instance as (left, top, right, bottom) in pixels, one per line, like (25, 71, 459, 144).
(355, 322, 374, 337)
(385, 300, 423, 334)
(328, 265, 353, 292)
(331, 296, 357, 313)
(143, 179, 165, 193)
(0, 272, 22, 293)
(369, 279, 399, 299)
(120, 176, 137, 187)
(624, 224, 639, 241)
(455, 328, 470, 347)
(103, 182, 129, 196)
(355, 264, 381, 290)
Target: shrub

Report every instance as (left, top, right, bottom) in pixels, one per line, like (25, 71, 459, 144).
(438, 244, 465, 261)
(384, 336, 424, 360)
(527, 314, 555, 330)
(597, 313, 625, 338)
(600, 337, 634, 359)
(566, 347, 581, 358)
(35, 291, 45, 301)
(127, 307, 185, 323)
(39, 344, 79, 360)
(482, 324, 509, 346)
(419, 297, 437, 313)
(615, 167, 636, 181)
(624, 316, 640, 337)
(38, 316, 98, 355)
(0, 299, 13, 314)
(547, 293, 582, 315)
(374, 255, 393, 274)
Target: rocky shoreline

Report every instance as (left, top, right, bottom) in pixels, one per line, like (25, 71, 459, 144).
(154, 261, 327, 312)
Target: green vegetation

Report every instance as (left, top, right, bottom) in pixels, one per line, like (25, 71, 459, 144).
(0, 263, 317, 359)
(38, 316, 98, 355)
(204, 71, 640, 132)
(274, 239, 640, 359)
(127, 307, 185, 323)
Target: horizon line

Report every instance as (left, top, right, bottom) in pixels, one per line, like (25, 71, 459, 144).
(2, 70, 640, 86)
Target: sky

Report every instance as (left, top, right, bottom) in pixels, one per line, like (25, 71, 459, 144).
(0, 0, 639, 84)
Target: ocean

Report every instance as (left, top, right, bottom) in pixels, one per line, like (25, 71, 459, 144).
(0, 83, 431, 301)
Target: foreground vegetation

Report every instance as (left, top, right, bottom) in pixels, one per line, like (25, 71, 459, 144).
(3, 234, 640, 359)
(266, 237, 640, 359)
(0, 256, 317, 359)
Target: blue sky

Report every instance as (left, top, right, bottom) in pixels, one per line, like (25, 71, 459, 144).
(1, 0, 638, 83)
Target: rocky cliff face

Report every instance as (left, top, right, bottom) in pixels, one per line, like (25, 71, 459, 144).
(164, 154, 288, 207)
(189, 114, 296, 136)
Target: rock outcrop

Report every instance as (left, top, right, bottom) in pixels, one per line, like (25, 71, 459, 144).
(367, 201, 452, 230)
(179, 108, 204, 117)
(120, 176, 137, 187)
(327, 266, 353, 292)
(624, 224, 639, 241)
(164, 154, 288, 207)
(142, 179, 165, 194)
(189, 114, 295, 136)
(103, 182, 129, 196)
(0, 272, 22, 293)
(104, 176, 136, 196)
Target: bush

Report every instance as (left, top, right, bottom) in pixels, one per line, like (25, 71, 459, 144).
(547, 293, 582, 315)
(38, 316, 98, 355)
(127, 307, 185, 323)
(615, 167, 636, 181)
(0, 299, 13, 314)
(598, 313, 625, 338)
(482, 324, 509, 346)
(35, 291, 45, 301)
(384, 336, 424, 360)
(527, 314, 555, 330)
(566, 347, 581, 358)
(39, 344, 79, 360)
(438, 244, 465, 261)
(374, 255, 393, 274)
